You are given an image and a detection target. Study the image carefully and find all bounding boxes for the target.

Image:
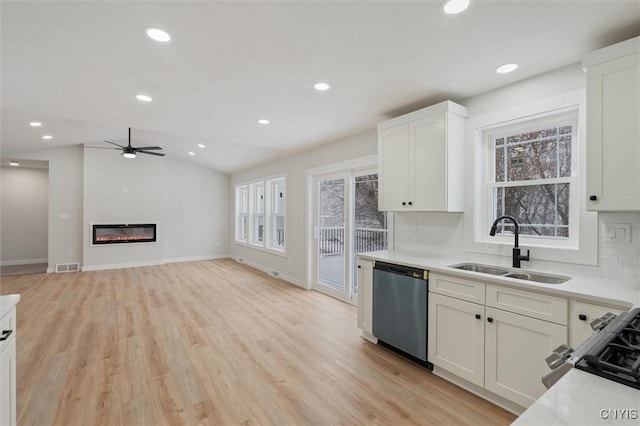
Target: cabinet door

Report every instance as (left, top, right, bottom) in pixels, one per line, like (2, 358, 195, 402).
(428, 293, 485, 386)
(587, 52, 640, 211)
(378, 123, 409, 211)
(0, 338, 16, 426)
(568, 301, 624, 348)
(410, 114, 447, 211)
(356, 259, 374, 335)
(484, 307, 567, 408)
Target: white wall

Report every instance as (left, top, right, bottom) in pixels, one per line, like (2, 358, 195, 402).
(231, 129, 378, 286)
(164, 158, 230, 262)
(0, 146, 84, 271)
(231, 62, 639, 288)
(0, 166, 49, 264)
(2, 145, 230, 271)
(83, 149, 230, 270)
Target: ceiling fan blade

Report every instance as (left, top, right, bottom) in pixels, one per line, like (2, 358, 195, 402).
(103, 140, 125, 148)
(133, 146, 163, 150)
(137, 150, 166, 157)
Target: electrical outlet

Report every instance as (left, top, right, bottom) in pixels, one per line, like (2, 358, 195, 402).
(603, 223, 631, 244)
(68, 249, 74, 257)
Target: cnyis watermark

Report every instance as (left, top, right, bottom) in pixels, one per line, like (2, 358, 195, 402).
(599, 408, 639, 420)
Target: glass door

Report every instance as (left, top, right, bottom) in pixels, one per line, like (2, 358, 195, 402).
(314, 174, 349, 300)
(312, 168, 388, 304)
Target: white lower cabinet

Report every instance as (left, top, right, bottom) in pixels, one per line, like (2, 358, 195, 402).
(0, 306, 17, 426)
(428, 293, 484, 386)
(356, 258, 374, 338)
(484, 307, 567, 408)
(568, 300, 624, 348)
(429, 273, 568, 409)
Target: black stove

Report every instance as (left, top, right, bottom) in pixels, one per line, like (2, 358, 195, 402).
(575, 307, 640, 390)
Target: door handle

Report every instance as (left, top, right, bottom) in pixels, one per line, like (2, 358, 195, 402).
(0, 329, 13, 341)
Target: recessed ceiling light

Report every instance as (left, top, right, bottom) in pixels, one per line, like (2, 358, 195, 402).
(496, 63, 519, 74)
(145, 27, 171, 42)
(188, 151, 195, 156)
(42, 135, 53, 140)
(442, 0, 470, 15)
(257, 119, 271, 125)
(9, 160, 19, 166)
(197, 144, 205, 148)
(29, 122, 42, 127)
(136, 94, 152, 102)
(314, 82, 331, 91)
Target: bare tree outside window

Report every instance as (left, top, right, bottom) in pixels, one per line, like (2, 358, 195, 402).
(491, 117, 575, 238)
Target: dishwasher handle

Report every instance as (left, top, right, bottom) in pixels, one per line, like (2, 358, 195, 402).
(374, 261, 426, 279)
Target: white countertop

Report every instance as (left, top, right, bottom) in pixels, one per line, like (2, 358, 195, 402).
(357, 250, 640, 424)
(512, 369, 640, 426)
(0, 294, 20, 318)
(357, 250, 640, 308)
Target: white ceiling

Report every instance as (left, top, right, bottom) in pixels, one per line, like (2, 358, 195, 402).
(1, 0, 639, 174)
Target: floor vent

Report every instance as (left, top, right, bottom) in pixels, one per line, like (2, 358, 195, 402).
(237, 258, 245, 263)
(270, 270, 280, 278)
(55, 263, 80, 273)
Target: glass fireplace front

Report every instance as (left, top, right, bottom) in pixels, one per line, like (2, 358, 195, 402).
(92, 223, 157, 245)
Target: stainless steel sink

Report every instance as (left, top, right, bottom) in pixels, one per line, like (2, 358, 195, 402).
(502, 272, 570, 284)
(450, 263, 571, 284)
(451, 263, 510, 275)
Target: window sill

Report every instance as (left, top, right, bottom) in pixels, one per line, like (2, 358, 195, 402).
(234, 240, 287, 258)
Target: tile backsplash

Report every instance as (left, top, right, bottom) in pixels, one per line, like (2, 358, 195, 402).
(393, 211, 640, 283)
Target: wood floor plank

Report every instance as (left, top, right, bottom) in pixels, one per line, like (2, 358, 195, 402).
(0, 258, 517, 425)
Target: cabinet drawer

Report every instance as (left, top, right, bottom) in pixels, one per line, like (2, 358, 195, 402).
(0, 307, 16, 355)
(429, 274, 485, 304)
(568, 300, 624, 348)
(486, 285, 567, 325)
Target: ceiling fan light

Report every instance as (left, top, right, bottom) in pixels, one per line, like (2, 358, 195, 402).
(122, 152, 136, 159)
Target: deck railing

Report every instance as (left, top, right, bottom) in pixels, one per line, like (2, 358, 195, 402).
(318, 226, 388, 255)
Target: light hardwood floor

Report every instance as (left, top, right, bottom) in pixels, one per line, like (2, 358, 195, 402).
(1, 259, 516, 425)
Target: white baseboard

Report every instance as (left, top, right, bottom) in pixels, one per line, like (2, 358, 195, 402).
(432, 367, 525, 416)
(232, 256, 307, 289)
(164, 254, 229, 264)
(81, 260, 165, 272)
(46, 267, 54, 274)
(1, 258, 48, 266)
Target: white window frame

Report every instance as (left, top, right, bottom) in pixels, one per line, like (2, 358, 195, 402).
(269, 178, 286, 250)
(464, 90, 598, 266)
(235, 185, 249, 243)
(486, 111, 577, 242)
(234, 174, 287, 256)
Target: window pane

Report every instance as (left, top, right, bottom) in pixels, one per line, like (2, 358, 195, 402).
(495, 146, 505, 182)
(272, 215, 285, 248)
(506, 139, 557, 181)
(492, 183, 570, 238)
(273, 181, 285, 214)
(559, 135, 571, 177)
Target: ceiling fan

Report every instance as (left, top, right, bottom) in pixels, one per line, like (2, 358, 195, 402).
(91, 127, 165, 159)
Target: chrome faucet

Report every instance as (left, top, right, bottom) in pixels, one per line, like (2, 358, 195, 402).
(489, 215, 530, 268)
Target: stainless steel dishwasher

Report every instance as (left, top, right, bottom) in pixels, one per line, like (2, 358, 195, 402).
(372, 261, 430, 367)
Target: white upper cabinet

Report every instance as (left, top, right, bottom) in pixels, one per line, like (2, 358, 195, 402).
(378, 100, 467, 212)
(584, 37, 640, 211)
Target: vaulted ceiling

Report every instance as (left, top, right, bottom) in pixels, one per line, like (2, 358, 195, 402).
(2, 1, 638, 173)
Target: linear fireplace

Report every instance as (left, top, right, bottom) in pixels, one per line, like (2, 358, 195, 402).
(92, 223, 157, 245)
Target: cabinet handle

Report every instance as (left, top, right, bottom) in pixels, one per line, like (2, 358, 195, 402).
(357, 265, 361, 269)
(402, 202, 406, 206)
(408, 201, 413, 206)
(475, 314, 481, 320)
(0, 329, 13, 341)
(589, 195, 597, 201)
(487, 317, 493, 323)
(578, 314, 587, 321)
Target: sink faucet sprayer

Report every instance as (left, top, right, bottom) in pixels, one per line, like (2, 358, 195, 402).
(489, 215, 530, 268)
